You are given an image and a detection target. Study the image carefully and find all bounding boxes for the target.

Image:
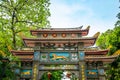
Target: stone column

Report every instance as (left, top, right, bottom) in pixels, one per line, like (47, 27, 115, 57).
(78, 42, 86, 80)
(32, 61, 39, 80)
(32, 47, 40, 80)
(79, 52, 86, 80)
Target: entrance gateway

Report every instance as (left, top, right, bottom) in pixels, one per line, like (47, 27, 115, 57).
(11, 26, 118, 80)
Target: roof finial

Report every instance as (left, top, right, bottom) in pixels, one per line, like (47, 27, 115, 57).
(93, 32, 100, 38)
(75, 25, 83, 29)
(86, 26, 90, 30)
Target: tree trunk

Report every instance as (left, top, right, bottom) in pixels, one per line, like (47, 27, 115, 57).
(11, 11, 16, 48)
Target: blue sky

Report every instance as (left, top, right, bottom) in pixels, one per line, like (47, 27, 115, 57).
(49, 0, 119, 36)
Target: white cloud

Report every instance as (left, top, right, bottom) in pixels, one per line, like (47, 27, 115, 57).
(49, 0, 116, 36)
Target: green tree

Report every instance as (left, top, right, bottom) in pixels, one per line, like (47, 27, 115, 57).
(96, 29, 113, 49)
(0, 0, 50, 49)
(40, 71, 62, 80)
(96, 1, 120, 79)
(0, 54, 20, 80)
(107, 26, 120, 54)
(51, 71, 63, 80)
(97, 27, 120, 53)
(96, 24, 120, 80)
(0, 0, 50, 79)
(106, 27, 120, 80)
(115, 0, 120, 26)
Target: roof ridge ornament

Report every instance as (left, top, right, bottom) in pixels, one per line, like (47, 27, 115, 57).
(86, 26, 90, 30)
(93, 32, 100, 38)
(75, 25, 83, 29)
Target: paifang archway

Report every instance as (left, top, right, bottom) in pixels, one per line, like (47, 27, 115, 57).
(10, 27, 118, 80)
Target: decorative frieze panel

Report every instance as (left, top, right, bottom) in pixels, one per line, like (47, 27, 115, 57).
(86, 69, 98, 78)
(49, 52, 69, 61)
(40, 52, 80, 62)
(21, 69, 32, 78)
(79, 51, 85, 60)
(71, 53, 79, 61)
(39, 51, 85, 62)
(98, 69, 104, 75)
(39, 65, 79, 70)
(34, 51, 40, 61)
(40, 33, 79, 39)
(40, 53, 48, 61)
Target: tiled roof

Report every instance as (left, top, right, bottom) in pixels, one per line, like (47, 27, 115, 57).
(10, 49, 118, 62)
(11, 49, 108, 55)
(85, 55, 118, 62)
(23, 37, 96, 47)
(30, 26, 90, 36)
(85, 49, 108, 55)
(11, 50, 33, 55)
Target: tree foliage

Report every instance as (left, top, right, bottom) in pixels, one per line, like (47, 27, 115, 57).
(0, 54, 20, 80)
(97, 26, 120, 80)
(96, 29, 113, 49)
(0, 0, 50, 48)
(0, 0, 50, 79)
(96, 2, 120, 79)
(96, 26, 120, 55)
(96, 19, 120, 80)
(40, 71, 62, 80)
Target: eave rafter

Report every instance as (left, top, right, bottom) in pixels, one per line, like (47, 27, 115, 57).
(85, 55, 119, 63)
(23, 37, 96, 47)
(11, 50, 33, 55)
(85, 49, 109, 55)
